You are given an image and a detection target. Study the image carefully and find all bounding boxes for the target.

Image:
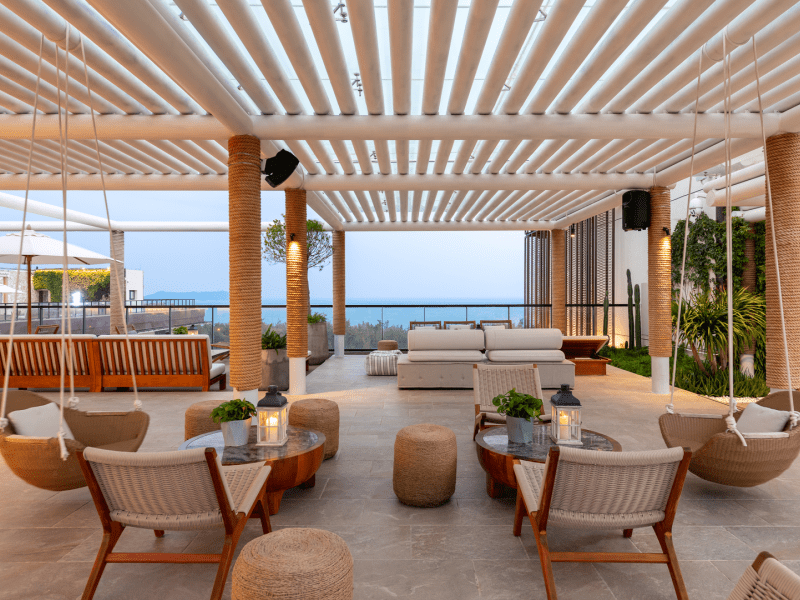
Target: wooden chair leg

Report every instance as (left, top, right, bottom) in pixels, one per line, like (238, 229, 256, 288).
(654, 524, 689, 600)
(81, 523, 123, 600)
(532, 527, 558, 600)
(623, 529, 633, 538)
(513, 490, 525, 537)
(252, 499, 272, 534)
(154, 530, 165, 538)
(209, 519, 246, 600)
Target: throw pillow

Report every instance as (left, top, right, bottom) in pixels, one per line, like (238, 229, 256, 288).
(8, 402, 75, 439)
(448, 324, 472, 330)
(736, 402, 790, 434)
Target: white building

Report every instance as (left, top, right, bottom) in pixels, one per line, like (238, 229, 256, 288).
(125, 269, 144, 302)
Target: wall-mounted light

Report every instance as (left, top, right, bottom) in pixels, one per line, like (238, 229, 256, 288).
(569, 224, 576, 238)
(262, 149, 299, 188)
(663, 226, 671, 236)
(290, 233, 295, 241)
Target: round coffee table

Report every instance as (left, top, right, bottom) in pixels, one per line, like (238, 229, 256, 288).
(474, 423, 621, 498)
(180, 425, 325, 515)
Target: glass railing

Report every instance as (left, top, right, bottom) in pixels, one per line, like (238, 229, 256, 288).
(0, 302, 633, 350)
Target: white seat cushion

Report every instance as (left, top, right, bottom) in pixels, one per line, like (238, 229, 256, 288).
(737, 402, 790, 433)
(407, 350, 485, 362)
(8, 402, 74, 440)
(486, 349, 565, 362)
(485, 328, 563, 351)
(210, 363, 226, 379)
(408, 329, 485, 351)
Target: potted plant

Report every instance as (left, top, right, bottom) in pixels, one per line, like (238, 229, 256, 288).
(260, 325, 289, 391)
(307, 312, 330, 365)
(210, 399, 256, 447)
(492, 389, 543, 444)
(172, 326, 188, 335)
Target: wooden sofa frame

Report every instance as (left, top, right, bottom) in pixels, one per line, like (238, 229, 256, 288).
(0, 335, 225, 392)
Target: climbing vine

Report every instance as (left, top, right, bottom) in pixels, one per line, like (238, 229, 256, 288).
(671, 213, 752, 292)
(32, 269, 111, 303)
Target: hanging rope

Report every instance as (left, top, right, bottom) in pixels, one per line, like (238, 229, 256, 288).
(667, 51, 704, 415)
(54, 28, 78, 459)
(0, 34, 45, 433)
(722, 33, 746, 446)
(79, 35, 141, 410)
(752, 38, 799, 430)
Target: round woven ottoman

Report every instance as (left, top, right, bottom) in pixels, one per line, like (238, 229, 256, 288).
(232, 528, 353, 600)
(393, 423, 457, 507)
(289, 398, 339, 459)
(184, 399, 225, 441)
(377, 340, 398, 351)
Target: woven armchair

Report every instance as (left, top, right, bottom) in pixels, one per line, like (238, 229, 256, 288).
(473, 363, 544, 439)
(77, 447, 272, 600)
(727, 552, 800, 600)
(513, 446, 692, 600)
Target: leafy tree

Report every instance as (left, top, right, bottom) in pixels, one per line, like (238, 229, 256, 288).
(263, 217, 333, 310)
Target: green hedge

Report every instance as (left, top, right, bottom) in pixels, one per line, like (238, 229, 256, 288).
(32, 269, 111, 302)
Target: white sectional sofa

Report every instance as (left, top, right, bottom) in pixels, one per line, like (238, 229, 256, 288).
(397, 328, 575, 390)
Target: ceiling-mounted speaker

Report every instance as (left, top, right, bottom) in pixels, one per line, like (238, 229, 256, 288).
(262, 149, 299, 188)
(621, 190, 650, 231)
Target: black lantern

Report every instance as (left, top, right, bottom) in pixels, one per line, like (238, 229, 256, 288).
(550, 384, 582, 445)
(256, 385, 288, 446)
(262, 150, 300, 188)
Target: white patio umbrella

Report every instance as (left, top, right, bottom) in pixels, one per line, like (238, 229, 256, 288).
(0, 226, 117, 333)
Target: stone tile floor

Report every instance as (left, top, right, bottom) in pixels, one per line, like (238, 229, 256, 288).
(1, 357, 799, 599)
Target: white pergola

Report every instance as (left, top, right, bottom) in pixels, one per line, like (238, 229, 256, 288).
(0, 0, 797, 231)
(0, 0, 798, 396)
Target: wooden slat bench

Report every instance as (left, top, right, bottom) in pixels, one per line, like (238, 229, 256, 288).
(0, 335, 101, 392)
(95, 335, 226, 392)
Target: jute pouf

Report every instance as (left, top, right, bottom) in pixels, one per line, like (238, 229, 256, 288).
(377, 340, 399, 351)
(232, 528, 353, 600)
(393, 423, 457, 507)
(184, 399, 225, 441)
(289, 398, 339, 459)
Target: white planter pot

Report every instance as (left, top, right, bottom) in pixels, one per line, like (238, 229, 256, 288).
(220, 419, 251, 447)
(506, 416, 534, 444)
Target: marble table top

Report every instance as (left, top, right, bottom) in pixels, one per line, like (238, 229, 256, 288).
(475, 424, 620, 462)
(180, 425, 325, 466)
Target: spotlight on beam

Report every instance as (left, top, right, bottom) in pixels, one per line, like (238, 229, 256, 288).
(262, 150, 300, 188)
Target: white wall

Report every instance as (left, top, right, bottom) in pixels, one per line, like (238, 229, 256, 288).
(0, 268, 27, 304)
(125, 269, 144, 301)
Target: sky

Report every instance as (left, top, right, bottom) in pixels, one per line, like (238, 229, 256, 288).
(0, 189, 524, 303)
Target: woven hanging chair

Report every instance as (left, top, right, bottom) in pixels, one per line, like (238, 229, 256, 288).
(0, 391, 149, 491)
(659, 392, 800, 487)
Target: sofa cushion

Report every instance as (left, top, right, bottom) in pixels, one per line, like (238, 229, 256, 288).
(407, 350, 486, 362)
(485, 328, 562, 351)
(736, 402, 790, 434)
(408, 329, 485, 351)
(210, 363, 226, 379)
(486, 349, 566, 362)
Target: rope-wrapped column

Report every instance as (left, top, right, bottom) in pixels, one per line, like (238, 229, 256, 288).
(765, 132, 800, 390)
(649, 186, 672, 394)
(332, 230, 345, 357)
(228, 135, 262, 402)
(109, 230, 125, 334)
(740, 225, 757, 376)
(286, 189, 308, 395)
(550, 229, 566, 333)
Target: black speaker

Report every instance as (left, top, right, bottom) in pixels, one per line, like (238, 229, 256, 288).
(262, 149, 300, 188)
(622, 190, 650, 231)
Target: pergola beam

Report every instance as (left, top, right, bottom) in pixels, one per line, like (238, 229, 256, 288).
(0, 172, 655, 192)
(0, 113, 791, 141)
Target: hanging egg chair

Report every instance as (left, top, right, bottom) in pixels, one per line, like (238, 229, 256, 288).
(659, 392, 800, 487)
(0, 391, 148, 491)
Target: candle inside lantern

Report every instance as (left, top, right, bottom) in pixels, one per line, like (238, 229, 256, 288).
(559, 412, 570, 440)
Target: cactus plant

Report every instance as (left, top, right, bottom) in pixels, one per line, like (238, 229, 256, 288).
(634, 284, 642, 349)
(627, 269, 635, 347)
(602, 292, 609, 337)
